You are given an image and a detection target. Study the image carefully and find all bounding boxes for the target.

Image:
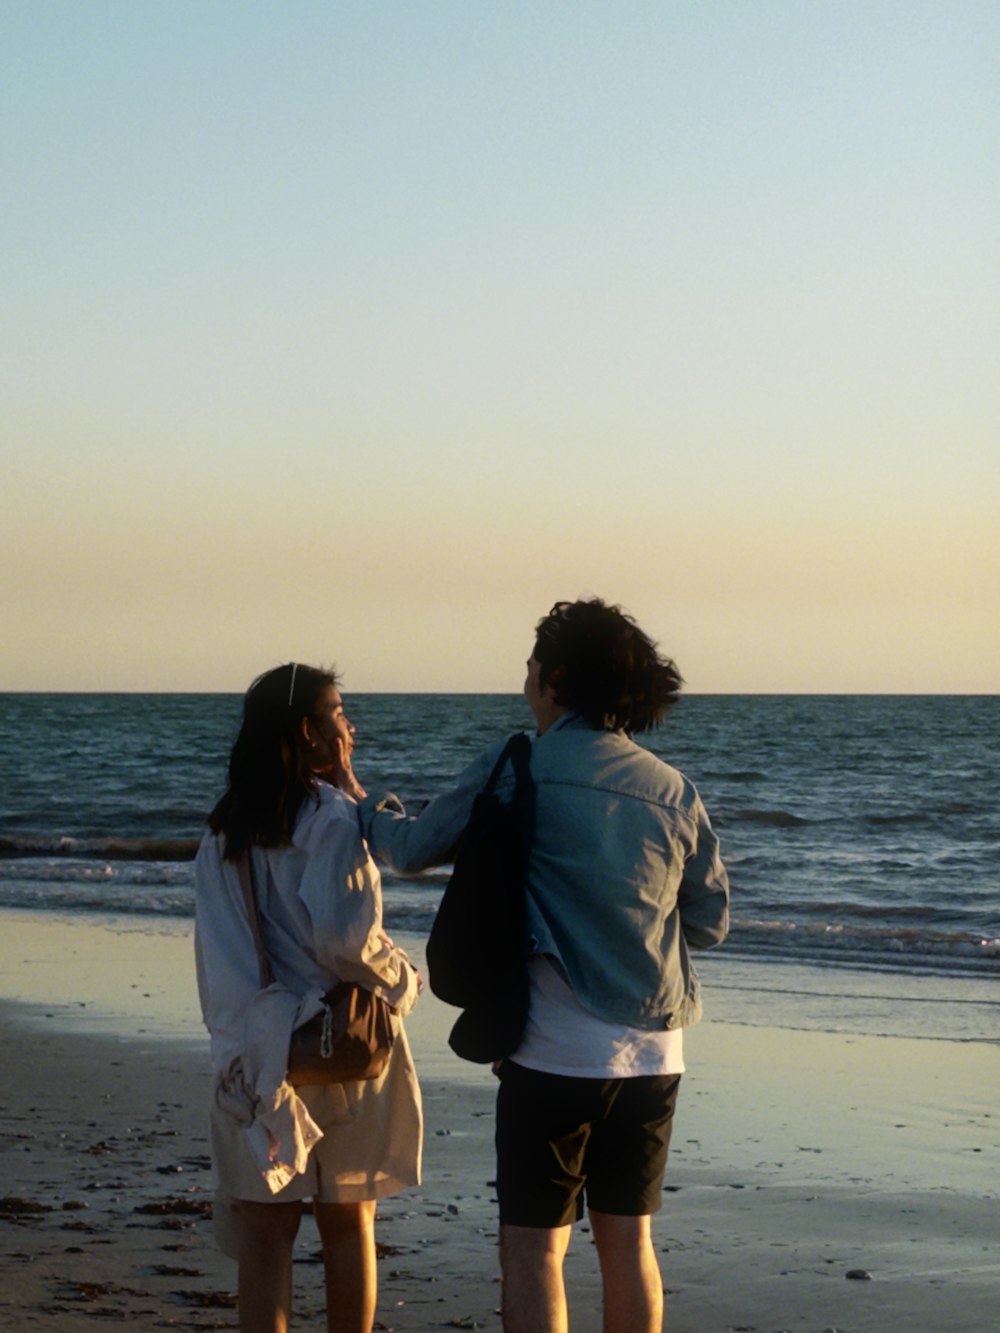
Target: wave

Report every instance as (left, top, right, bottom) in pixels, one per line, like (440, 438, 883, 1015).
(727, 915, 1000, 973)
(381, 865, 453, 886)
(0, 883, 438, 935)
(865, 812, 935, 827)
(0, 835, 198, 861)
(0, 860, 193, 888)
(774, 898, 993, 926)
(0, 879, 996, 978)
(731, 809, 809, 828)
(0, 882, 197, 916)
(706, 978, 999, 1008)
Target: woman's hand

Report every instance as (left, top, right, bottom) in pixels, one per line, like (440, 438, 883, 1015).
(330, 735, 367, 801)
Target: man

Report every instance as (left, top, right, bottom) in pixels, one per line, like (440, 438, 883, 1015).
(357, 598, 730, 1332)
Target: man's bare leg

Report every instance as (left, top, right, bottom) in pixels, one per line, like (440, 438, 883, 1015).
(589, 1210, 663, 1333)
(499, 1222, 573, 1333)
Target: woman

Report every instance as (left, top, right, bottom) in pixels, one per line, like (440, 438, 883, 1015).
(194, 663, 422, 1333)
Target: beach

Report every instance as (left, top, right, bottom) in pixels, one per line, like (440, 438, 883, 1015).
(0, 911, 996, 1332)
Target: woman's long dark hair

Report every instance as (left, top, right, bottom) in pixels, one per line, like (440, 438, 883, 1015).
(209, 663, 338, 860)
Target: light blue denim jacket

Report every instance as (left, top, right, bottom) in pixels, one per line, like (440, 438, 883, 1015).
(358, 713, 730, 1031)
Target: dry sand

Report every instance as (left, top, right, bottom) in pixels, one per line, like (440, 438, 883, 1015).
(0, 910, 996, 1332)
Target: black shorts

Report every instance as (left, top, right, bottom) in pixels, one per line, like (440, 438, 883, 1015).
(494, 1061, 682, 1228)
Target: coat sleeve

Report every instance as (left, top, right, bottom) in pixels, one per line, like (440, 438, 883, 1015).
(677, 794, 730, 951)
(295, 801, 421, 1016)
(193, 834, 262, 1051)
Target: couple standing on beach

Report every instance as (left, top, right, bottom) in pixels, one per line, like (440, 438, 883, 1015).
(195, 597, 730, 1333)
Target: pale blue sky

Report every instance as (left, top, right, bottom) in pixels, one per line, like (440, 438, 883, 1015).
(3, 1, 996, 691)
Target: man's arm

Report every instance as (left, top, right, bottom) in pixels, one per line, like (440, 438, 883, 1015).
(357, 738, 507, 874)
(678, 796, 730, 950)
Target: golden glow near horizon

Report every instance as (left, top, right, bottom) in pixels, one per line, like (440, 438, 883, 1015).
(2, 2, 996, 693)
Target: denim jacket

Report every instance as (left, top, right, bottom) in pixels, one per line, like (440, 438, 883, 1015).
(359, 713, 729, 1031)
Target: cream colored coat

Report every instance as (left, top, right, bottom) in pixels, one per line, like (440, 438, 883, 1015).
(194, 784, 422, 1204)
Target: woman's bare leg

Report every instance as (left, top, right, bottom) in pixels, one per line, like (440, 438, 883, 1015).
(313, 1199, 378, 1333)
(237, 1199, 304, 1333)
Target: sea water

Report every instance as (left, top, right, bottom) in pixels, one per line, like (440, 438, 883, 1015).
(1, 693, 997, 1042)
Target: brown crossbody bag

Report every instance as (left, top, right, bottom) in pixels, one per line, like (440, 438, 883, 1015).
(236, 852, 396, 1086)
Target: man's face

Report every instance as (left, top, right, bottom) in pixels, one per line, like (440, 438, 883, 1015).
(524, 652, 567, 734)
(524, 653, 545, 721)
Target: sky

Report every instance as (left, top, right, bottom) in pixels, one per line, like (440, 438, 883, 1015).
(2, 1, 996, 693)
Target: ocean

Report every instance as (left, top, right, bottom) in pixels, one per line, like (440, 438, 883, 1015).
(1, 692, 997, 1043)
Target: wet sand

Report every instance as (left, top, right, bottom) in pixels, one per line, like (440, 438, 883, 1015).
(0, 911, 996, 1331)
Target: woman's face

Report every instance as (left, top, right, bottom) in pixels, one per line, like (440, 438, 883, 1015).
(306, 686, 356, 770)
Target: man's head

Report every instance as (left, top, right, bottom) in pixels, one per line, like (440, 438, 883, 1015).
(529, 598, 683, 734)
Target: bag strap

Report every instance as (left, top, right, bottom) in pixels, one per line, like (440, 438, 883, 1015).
(484, 731, 534, 854)
(507, 732, 534, 852)
(507, 731, 532, 792)
(236, 850, 276, 990)
(483, 731, 531, 798)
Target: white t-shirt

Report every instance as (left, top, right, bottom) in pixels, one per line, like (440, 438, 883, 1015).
(510, 955, 685, 1079)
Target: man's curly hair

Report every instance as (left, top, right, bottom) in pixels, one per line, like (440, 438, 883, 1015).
(533, 598, 683, 733)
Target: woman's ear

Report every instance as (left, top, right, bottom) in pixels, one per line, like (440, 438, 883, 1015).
(298, 716, 316, 750)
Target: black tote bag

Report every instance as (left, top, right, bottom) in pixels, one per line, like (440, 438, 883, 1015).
(426, 732, 533, 1063)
